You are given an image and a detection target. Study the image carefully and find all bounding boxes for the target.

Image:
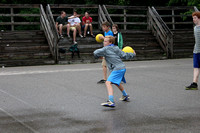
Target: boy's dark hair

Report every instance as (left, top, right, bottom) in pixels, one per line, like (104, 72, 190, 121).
(105, 36, 115, 44)
(61, 11, 66, 15)
(102, 21, 111, 27)
(192, 12, 200, 18)
(74, 10, 77, 13)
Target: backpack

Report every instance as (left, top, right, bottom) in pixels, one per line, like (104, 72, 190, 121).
(69, 44, 80, 58)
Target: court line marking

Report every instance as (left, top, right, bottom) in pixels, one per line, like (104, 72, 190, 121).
(0, 63, 191, 76)
(0, 107, 40, 133)
(0, 89, 37, 109)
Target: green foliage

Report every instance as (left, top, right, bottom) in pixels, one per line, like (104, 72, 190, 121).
(19, 8, 40, 21)
(180, 10, 193, 21)
(15, 8, 40, 30)
(168, 0, 200, 7)
(168, 0, 200, 21)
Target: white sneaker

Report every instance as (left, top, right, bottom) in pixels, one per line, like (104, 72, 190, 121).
(79, 34, 83, 38)
(74, 41, 77, 44)
(119, 95, 130, 101)
(101, 100, 115, 108)
(60, 34, 64, 39)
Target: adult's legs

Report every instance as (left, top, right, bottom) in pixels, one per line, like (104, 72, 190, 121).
(58, 24, 63, 35)
(88, 23, 93, 35)
(84, 24, 89, 36)
(76, 23, 82, 35)
(71, 27, 77, 42)
(67, 24, 70, 37)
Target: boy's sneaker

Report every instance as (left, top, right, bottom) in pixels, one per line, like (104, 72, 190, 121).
(79, 34, 83, 38)
(101, 100, 115, 108)
(67, 34, 70, 38)
(185, 83, 198, 90)
(119, 95, 130, 101)
(73, 41, 77, 44)
(97, 79, 106, 84)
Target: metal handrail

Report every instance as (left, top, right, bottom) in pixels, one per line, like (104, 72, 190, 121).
(102, 5, 114, 25)
(46, 4, 59, 63)
(194, 6, 199, 12)
(148, 6, 173, 58)
(40, 4, 56, 62)
(98, 5, 108, 29)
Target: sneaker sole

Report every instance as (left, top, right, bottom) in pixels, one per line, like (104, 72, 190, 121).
(185, 87, 198, 90)
(119, 96, 130, 101)
(120, 98, 130, 102)
(102, 104, 115, 108)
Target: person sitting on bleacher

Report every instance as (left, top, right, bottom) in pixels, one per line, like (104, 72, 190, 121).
(68, 11, 83, 44)
(55, 11, 70, 39)
(82, 12, 95, 38)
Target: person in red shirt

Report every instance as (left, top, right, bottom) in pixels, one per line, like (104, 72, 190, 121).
(82, 12, 95, 38)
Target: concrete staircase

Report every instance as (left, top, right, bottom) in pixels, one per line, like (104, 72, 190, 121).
(0, 30, 55, 67)
(57, 30, 167, 64)
(123, 30, 166, 60)
(172, 29, 194, 58)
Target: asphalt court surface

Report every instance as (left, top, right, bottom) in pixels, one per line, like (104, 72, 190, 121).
(0, 58, 200, 133)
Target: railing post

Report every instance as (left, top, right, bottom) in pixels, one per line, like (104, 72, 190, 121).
(170, 35, 174, 58)
(98, 5, 101, 30)
(147, 7, 150, 30)
(172, 8, 175, 30)
(124, 9, 127, 30)
(11, 8, 14, 31)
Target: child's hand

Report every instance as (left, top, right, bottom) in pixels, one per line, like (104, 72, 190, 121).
(133, 50, 136, 55)
(99, 36, 104, 40)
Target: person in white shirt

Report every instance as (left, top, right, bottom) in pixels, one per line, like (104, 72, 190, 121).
(68, 11, 83, 44)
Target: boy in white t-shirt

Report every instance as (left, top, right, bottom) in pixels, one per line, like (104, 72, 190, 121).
(68, 11, 83, 44)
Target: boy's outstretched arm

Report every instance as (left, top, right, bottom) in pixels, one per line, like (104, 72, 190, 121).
(93, 48, 105, 59)
(118, 49, 136, 60)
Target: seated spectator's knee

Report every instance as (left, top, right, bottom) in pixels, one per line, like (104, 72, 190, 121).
(59, 24, 63, 28)
(76, 24, 81, 28)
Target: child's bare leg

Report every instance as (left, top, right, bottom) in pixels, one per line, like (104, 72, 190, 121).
(115, 83, 129, 101)
(115, 83, 125, 92)
(103, 65, 107, 80)
(105, 81, 114, 102)
(193, 68, 200, 83)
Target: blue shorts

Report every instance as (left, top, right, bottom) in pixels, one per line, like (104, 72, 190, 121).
(193, 53, 200, 68)
(107, 69, 126, 86)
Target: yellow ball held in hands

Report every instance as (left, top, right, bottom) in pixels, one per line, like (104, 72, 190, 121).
(122, 46, 135, 54)
(95, 34, 104, 43)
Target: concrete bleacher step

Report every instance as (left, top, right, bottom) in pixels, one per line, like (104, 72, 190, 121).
(172, 29, 194, 58)
(0, 30, 55, 67)
(58, 30, 167, 64)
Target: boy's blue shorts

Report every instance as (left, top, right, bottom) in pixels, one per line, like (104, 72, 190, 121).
(107, 69, 126, 86)
(193, 53, 200, 68)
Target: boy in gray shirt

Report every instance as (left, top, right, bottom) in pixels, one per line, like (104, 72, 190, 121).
(186, 12, 200, 90)
(94, 36, 136, 107)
